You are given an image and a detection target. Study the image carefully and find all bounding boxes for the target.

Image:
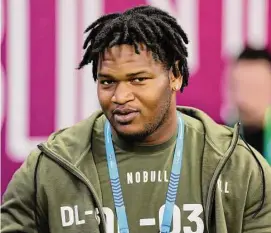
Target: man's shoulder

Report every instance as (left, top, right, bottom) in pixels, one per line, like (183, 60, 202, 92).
(179, 107, 236, 155)
(234, 139, 271, 173)
(39, 110, 105, 163)
(233, 140, 271, 220)
(223, 137, 271, 203)
(47, 110, 104, 142)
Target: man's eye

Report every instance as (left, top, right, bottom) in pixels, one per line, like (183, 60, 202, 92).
(132, 78, 147, 83)
(100, 80, 115, 85)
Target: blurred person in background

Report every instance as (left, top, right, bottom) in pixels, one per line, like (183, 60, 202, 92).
(223, 46, 271, 163)
(1, 5, 271, 233)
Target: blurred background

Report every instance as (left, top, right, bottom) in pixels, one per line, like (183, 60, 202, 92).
(1, 0, 271, 195)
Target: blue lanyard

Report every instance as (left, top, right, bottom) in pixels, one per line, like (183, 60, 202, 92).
(104, 113, 185, 233)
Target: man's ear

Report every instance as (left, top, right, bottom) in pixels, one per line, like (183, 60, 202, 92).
(170, 60, 183, 92)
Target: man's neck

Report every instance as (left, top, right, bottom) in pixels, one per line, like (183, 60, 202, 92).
(138, 110, 178, 146)
(111, 108, 179, 147)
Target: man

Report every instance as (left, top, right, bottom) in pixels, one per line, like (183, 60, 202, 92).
(1, 5, 271, 233)
(223, 46, 271, 163)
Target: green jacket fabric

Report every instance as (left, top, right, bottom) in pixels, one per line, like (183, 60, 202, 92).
(1, 107, 271, 233)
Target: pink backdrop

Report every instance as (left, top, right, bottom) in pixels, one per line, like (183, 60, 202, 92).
(1, 0, 271, 194)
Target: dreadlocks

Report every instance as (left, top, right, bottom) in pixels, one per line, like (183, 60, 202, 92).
(78, 5, 190, 92)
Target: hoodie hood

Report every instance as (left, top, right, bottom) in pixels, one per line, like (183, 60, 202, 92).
(43, 107, 238, 162)
(178, 106, 237, 154)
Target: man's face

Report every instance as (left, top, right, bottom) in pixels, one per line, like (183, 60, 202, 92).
(97, 44, 181, 140)
(230, 59, 271, 125)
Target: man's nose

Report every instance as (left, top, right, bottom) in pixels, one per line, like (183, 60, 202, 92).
(111, 82, 135, 104)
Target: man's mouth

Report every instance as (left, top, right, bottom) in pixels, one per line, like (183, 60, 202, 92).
(113, 108, 139, 124)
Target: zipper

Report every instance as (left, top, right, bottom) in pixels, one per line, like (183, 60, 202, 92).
(37, 143, 107, 233)
(205, 123, 241, 233)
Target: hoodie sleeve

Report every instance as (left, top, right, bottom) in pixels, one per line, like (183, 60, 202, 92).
(243, 149, 271, 233)
(1, 149, 46, 233)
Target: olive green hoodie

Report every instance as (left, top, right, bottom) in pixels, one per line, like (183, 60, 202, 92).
(1, 107, 271, 233)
